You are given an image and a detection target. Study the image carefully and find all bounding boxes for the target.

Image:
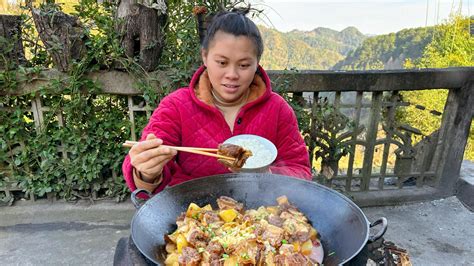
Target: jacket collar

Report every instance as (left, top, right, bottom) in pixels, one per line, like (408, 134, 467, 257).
(189, 65, 272, 109)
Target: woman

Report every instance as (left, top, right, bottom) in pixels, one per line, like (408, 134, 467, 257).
(122, 8, 311, 194)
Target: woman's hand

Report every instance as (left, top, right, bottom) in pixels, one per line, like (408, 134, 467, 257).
(227, 167, 241, 173)
(129, 134, 177, 182)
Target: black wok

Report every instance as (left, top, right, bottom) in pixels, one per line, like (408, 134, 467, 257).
(130, 173, 387, 265)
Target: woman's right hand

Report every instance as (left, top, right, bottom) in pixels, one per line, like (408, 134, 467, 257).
(129, 134, 177, 182)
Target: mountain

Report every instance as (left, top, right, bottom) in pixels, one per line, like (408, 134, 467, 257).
(258, 25, 367, 70)
(288, 26, 366, 55)
(332, 27, 435, 70)
(259, 24, 436, 71)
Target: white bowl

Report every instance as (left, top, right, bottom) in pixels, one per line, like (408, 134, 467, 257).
(223, 134, 278, 172)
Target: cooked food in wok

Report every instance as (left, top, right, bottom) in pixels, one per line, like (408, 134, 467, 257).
(164, 196, 323, 265)
(217, 143, 253, 169)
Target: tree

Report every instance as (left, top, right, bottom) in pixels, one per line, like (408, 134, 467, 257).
(402, 14, 474, 160)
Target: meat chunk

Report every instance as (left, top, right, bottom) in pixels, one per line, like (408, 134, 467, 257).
(243, 214, 253, 223)
(274, 254, 286, 266)
(206, 241, 224, 255)
(282, 215, 311, 243)
(203, 211, 220, 224)
(274, 253, 312, 266)
(287, 208, 308, 222)
(186, 228, 208, 248)
(279, 244, 294, 255)
(290, 229, 310, 243)
(267, 214, 284, 227)
(276, 195, 297, 211)
(262, 224, 284, 247)
(286, 253, 312, 266)
(217, 143, 252, 169)
(209, 259, 224, 266)
(232, 239, 260, 265)
(203, 241, 223, 266)
(253, 243, 265, 266)
(216, 196, 244, 213)
(178, 247, 201, 266)
(253, 223, 265, 237)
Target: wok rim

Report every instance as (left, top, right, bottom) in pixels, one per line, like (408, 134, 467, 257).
(131, 173, 370, 265)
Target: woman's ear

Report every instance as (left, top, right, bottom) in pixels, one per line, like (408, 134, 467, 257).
(201, 48, 208, 67)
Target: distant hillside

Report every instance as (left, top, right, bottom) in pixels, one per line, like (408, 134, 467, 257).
(259, 24, 436, 71)
(258, 26, 367, 70)
(332, 27, 435, 70)
(288, 26, 366, 55)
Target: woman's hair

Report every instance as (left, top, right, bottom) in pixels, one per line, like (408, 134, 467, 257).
(202, 7, 264, 61)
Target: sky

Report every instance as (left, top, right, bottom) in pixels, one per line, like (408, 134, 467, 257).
(249, 0, 473, 35)
(2, 0, 472, 35)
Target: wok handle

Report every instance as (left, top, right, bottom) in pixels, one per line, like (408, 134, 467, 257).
(131, 189, 152, 209)
(368, 217, 388, 243)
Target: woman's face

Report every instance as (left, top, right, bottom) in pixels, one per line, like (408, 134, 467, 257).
(201, 31, 259, 103)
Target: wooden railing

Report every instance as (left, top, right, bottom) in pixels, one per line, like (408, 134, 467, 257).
(1, 67, 473, 206)
(272, 67, 473, 206)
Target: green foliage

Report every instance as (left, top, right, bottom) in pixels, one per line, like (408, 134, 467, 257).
(401, 15, 473, 160)
(159, 0, 203, 88)
(1, 0, 132, 201)
(271, 69, 312, 135)
(259, 26, 364, 70)
(311, 99, 359, 164)
(333, 26, 435, 70)
(413, 16, 473, 67)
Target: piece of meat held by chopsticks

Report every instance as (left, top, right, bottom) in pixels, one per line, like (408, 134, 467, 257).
(217, 143, 253, 169)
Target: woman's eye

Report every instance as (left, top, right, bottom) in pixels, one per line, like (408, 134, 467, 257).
(240, 64, 250, 68)
(216, 61, 226, 66)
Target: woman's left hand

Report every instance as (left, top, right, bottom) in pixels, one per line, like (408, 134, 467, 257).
(227, 167, 240, 173)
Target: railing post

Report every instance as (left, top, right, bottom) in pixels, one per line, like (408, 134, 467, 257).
(361, 91, 383, 191)
(434, 81, 474, 196)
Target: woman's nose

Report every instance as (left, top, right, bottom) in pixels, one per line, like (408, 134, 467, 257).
(225, 66, 239, 79)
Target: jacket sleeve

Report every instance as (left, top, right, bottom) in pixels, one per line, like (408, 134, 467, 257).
(269, 100, 312, 180)
(122, 93, 191, 194)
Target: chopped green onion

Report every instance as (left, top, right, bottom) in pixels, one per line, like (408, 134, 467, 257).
(281, 239, 288, 244)
(222, 253, 229, 259)
(328, 251, 336, 256)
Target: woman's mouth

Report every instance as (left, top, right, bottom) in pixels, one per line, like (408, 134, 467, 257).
(222, 84, 240, 93)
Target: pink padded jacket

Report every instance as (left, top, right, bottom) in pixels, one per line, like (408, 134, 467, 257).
(122, 65, 311, 194)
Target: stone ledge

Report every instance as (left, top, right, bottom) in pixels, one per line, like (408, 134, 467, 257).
(456, 178, 474, 211)
(2, 67, 473, 96)
(351, 187, 442, 207)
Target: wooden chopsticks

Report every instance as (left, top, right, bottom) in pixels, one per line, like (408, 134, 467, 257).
(122, 141, 235, 161)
